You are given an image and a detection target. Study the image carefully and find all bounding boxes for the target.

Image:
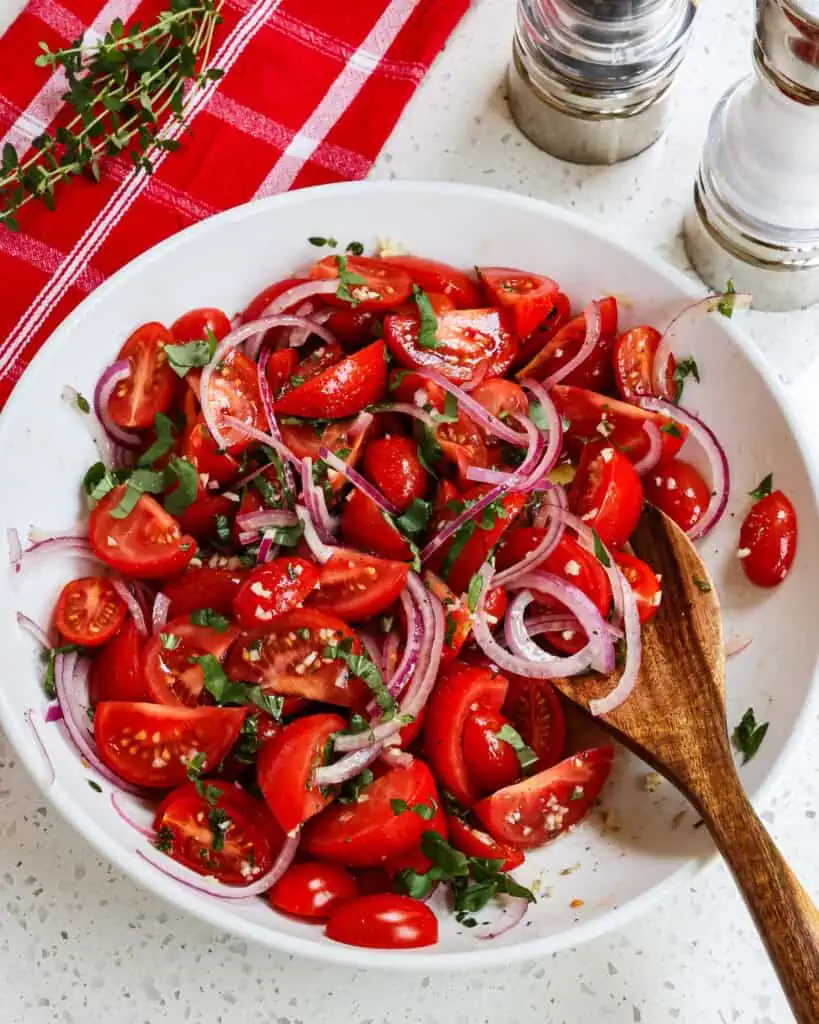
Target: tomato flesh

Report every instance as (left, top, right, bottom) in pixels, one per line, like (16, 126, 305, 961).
(310, 256, 413, 311)
(55, 576, 127, 647)
(231, 558, 319, 629)
(739, 490, 797, 587)
(462, 705, 522, 796)
(446, 815, 525, 871)
(381, 255, 482, 308)
(643, 458, 710, 534)
(613, 551, 662, 623)
(274, 341, 387, 419)
(325, 893, 438, 949)
(341, 489, 413, 561)
(502, 674, 566, 770)
(143, 616, 239, 706)
(107, 322, 177, 430)
(477, 266, 559, 338)
(89, 618, 149, 703)
(171, 307, 232, 344)
(269, 861, 359, 919)
(363, 435, 429, 512)
(202, 350, 265, 454)
(569, 443, 643, 548)
(518, 298, 618, 392)
(614, 324, 675, 401)
(163, 567, 247, 619)
(309, 549, 410, 622)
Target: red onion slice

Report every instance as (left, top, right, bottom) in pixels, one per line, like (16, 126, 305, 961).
(138, 831, 300, 899)
(24, 708, 55, 787)
(111, 580, 148, 637)
(382, 629, 401, 678)
(370, 402, 437, 429)
(414, 369, 529, 446)
(221, 416, 301, 469)
(313, 744, 383, 787)
(652, 291, 752, 399)
(245, 280, 338, 358)
(256, 534, 279, 564)
(542, 301, 602, 389)
(589, 567, 642, 716)
(235, 509, 298, 534)
(319, 446, 400, 517)
(12, 534, 105, 573)
(420, 482, 505, 565)
(295, 505, 336, 564)
(257, 347, 297, 498)
(632, 421, 663, 476)
(300, 458, 339, 545)
(380, 747, 414, 769)
(492, 491, 566, 588)
(16, 611, 51, 650)
(44, 702, 64, 723)
(359, 631, 384, 670)
(62, 384, 118, 466)
(93, 360, 143, 450)
(474, 894, 529, 940)
(518, 379, 564, 483)
(152, 593, 170, 634)
(725, 635, 752, 658)
(466, 414, 544, 488)
(111, 792, 154, 839)
(638, 396, 729, 540)
(7, 527, 22, 573)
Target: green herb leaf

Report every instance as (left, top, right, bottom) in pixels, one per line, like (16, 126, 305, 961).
(467, 573, 483, 614)
(185, 751, 207, 781)
(413, 285, 439, 349)
(83, 461, 116, 500)
(528, 400, 549, 431)
(417, 426, 442, 477)
(153, 825, 174, 853)
(138, 412, 177, 466)
(717, 279, 736, 319)
(692, 576, 712, 593)
(163, 457, 199, 516)
(732, 707, 769, 765)
(208, 806, 231, 852)
(75, 392, 91, 414)
(87, 778, 102, 793)
(164, 335, 218, 378)
(339, 768, 374, 804)
(334, 253, 368, 305)
(395, 498, 432, 538)
(215, 514, 231, 546)
(496, 723, 539, 773)
(308, 236, 338, 247)
(323, 639, 395, 713)
(749, 473, 773, 500)
(192, 655, 284, 720)
(660, 422, 683, 438)
(345, 240, 364, 256)
(190, 608, 231, 633)
(433, 391, 458, 424)
(440, 520, 477, 581)
(592, 528, 611, 568)
(391, 797, 437, 820)
(111, 467, 165, 519)
(672, 356, 701, 402)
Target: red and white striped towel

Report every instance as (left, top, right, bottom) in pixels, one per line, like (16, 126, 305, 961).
(0, 0, 470, 407)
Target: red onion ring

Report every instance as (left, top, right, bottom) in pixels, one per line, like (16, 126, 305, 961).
(474, 894, 529, 940)
(414, 369, 529, 446)
(151, 593, 170, 634)
(590, 566, 642, 716)
(11, 534, 105, 573)
(725, 635, 752, 658)
(370, 402, 437, 429)
(111, 579, 148, 637)
(534, 483, 567, 525)
(319, 447, 400, 517)
(313, 744, 383, 787)
(24, 708, 55, 787)
(632, 421, 663, 476)
(466, 413, 545, 488)
(257, 345, 297, 499)
(138, 831, 300, 899)
(542, 301, 602, 389)
(295, 505, 335, 564)
(111, 791, 153, 839)
(359, 631, 384, 670)
(527, 611, 624, 641)
(420, 482, 506, 565)
(638, 396, 730, 540)
(300, 458, 339, 544)
(245, 280, 338, 358)
(558, 510, 625, 627)
(93, 360, 143, 449)
(382, 629, 401, 678)
(256, 534, 279, 564)
(16, 611, 51, 649)
(61, 385, 118, 466)
(222, 416, 301, 469)
(7, 527, 22, 573)
(652, 291, 752, 399)
(235, 510, 298, 534)
(492, 492, 566, 588)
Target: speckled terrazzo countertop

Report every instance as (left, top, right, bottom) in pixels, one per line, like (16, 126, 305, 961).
(1, 0, 818, 1021)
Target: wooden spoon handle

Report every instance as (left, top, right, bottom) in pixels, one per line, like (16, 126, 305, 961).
(700, 771, 819, 1022)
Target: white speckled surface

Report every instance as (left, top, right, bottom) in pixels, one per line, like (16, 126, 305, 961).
(1, 0, 818, 1020)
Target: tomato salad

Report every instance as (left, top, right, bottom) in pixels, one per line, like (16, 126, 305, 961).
(11, 248, 797, 951)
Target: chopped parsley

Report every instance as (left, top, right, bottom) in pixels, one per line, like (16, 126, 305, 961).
(163, 457, 199, 516)
(395, 498, 432, 538)
(334, 253, 368, 305)
(87, 779, 102, 793)
(591, 528, 611, 568)
(672, 356, 701, 402)
(308, 235, 338, 248)
(440, 520, 477, 580)
(717, 279, 736, 319)
(208, 806, 231, 852)
(111, 467, 165, 518)
(233, 714, 261, 764)
(692, 576, 712, 593)
(190, 608, 231, 633)
(732, 707, 769, 765)
(749, 473, 773, 500)
(215, 513, 231, 546)
(323, 637, 395, 714)
(417, 426, 443, 476)
(345, 240, 365, 256)
(528, 400, 549, 431)
(496, 723, 538, 773)
(165, 331, 218, 378)
(339, 768, 374, 804)
(413, 285, 439, 349)
(391, 797, 438, 820)
(252, 472, 281, 509)
(192, 654, 284, 720)
(41, 643, 84, 699)
(153, 825, 174, 853)
(467, 573, 483, 614)
(660, 422, 683, 438)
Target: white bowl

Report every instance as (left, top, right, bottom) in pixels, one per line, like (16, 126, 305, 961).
(1, 181, 817, 971)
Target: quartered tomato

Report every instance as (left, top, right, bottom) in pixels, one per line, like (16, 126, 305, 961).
(242, 277, 307, 322)
(310, 256, 413, 311)
(462, 704, 522, 796)
(514, 292, 571, 370)
(183, 416, 240, 487)
(381, 255, 482, 308)
(474, 746, 614, 847)
(143, 615, 239, 706)
(325, 893, 438, 949)
(470, 378, 529, 432)
(341, 489, 413, 561)
(178, 490, 236, 542)
(265, 348, 300, 399)
(280, 416, 372, 492)
(54, 577, 127, 647)
(163, 567, 248, 619)
(107, 322, 177, 430)
(274, 341, 387, 419)
(613, 551, 662, 623)
(569, 443, 643, 548)
(446, 815, 525, 871)
(384, 308, 516, 386)
(613, 324, 675, 401)
(94, 702, 246, 788)
(326, 308, 380, 347)
(200, 350, 265, 454)
(643, 458, 710, 534)
(257, 713, 346, 834)
(171, 307, 232, 344)
(89, 488, 197, 579)
(383, 802, 448, 876)
(231, 558, 319, 629)
(362, 435, 429, 512)
(484, 585, 508, 623)
(476, 266, 559, 339)
(551, 385, 687, 465)
(225, 609, 367, 708)
(309, 550, 410, 621)
(502, 674, 566, 769)
(436, 407, 490, 487)
(739, 489, 797, 588)
(303, 759, 440, 866)
(425, 572, 471, 662)
(154, 780, 284, 886)
(424, 663, 509, 806)
(269, 861, 359, 919)
(89, 618, 149, 703)
(517, 297, 618, 392)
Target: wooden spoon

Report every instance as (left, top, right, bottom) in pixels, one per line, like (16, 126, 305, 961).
(550, 504, 819, 1022)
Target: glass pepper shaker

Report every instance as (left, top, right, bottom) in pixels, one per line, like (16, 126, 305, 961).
(684, 0, 819, 310)
(507, 0, 698, 165)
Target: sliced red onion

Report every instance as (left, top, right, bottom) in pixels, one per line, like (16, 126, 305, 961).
(7, 528, 22, 573)
(319, 446, 400, 517)
(420, 483, 505, 565)
(638, 396, 729, 540)
(236, 509, 298, 534)
(559, 510, 625, 627)
(534, 483, 567, 526)
(527, 612, 624, 642)
(152, 593, 170, 634)
(632, 421, 663, 476)
(474, 894, 529, 940)
(221, 416, 301, 468)
(518, 379, 564, 483)
(652, 291, 752, 399)
(44, 702, 64, 723)
(245, 280, 339, 358)
(94, 360, 143, 449)
(725, 634, 752, 658)
(16, 611, 51, 649)
(301, 458, 339, 544)
(295, 505, 335, 564)
(542, 301, 602, 389)
(24, 708, 55, 787)
(590, 567, 642, 716)
(359, 631, 384, 670)
(111, 579, 148, 637)
(257, 347, 297, 498)
(138, 831, 300, 899)
(380, 747, 414, 769)
(466, 414, 545, 488)
(414, 369, 529, 446)
(62, 384, 116, 465)
(313, 744, 383, 787)
(111, 791, 153, 839)
(367, 589, 422, 714)
(256, 534, 279, 564)
(370, 402, 436, 429)
(492, 492, 566, 588)
(12, 534, 106, 573)
(382, 629, 401, 678)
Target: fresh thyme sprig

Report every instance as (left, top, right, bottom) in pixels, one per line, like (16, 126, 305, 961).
(0, 0, 224, 230)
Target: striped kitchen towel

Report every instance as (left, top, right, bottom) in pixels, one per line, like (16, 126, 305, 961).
(0, 0, 470, 406)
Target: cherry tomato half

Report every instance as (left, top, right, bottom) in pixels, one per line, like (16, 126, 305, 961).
(502, 674, 566, 770)
(325, 893, 438, 949)
(269, 861, 359, 919)
(476, 266, 559, 339)
(201, 350, 265, 455)
(739, 490, 798, 588)
(362, 435, 429, 513)
(446, 815, 525, 871)
(54, 576, 127, 647)
(231, 558, 319, 629)
(613, 551, 662, 623)
(143, 615, 239, 706)
(341, 489, 413, 561)
(310, 256, 413, 311)
(462, 704, 522, 797)
(273, 341, 387, 419)
(643, 458, 710, 534)
(613, 324, 675, 401)
(569, 444, 643, 549)
(107, 322, 177, 430)
(381, 255, 482, 308)
(89, 617, 148, 703)
(309, 549, 410, 622)
(171, 307, 232, 344)
(163, 567, 248, 619)
(517, 298, 618, 393)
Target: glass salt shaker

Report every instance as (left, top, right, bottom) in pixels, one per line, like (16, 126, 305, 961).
(508, 0, 697, 165)
(684, 0, 819, 310)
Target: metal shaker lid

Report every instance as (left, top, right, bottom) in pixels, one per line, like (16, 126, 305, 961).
(755, 0, 819, 99)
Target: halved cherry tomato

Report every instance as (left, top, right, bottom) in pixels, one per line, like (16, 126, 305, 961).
(425, 664, 508, 806)
(474, 746, 614, 847)
(341, 489, 413, 561)
(502, 674, 566, 769)
(446, 815, 525, 871)
(257, 713, 346, 834)
(231, 558, 319, 629)
(178, 490, 236, 541)
(614, 325, 675, 401)
(225, 609, 366, 708)
(470, 378, 529, 433)
(107, 322, 177, 430)
(381, 255, 482, 308)
(171, 307, 232, 344)
(269, 861, 359, 919)
(325, 893, 438, 949)
(326, 308, 380, 347)
(643, 458, 710, 533)
(309, 550, 410, 622)
(462, 705, 522, 796)
(303, 759, 439, 866)
(484, 585, 508, 623)
(384, 308, 516, 386)
(363, 436, 429, 513)
(280, 417, 372, 493)
(242, 277, 307, 323)
(514, 292, 571, 369)
(739, 490, 798, 588)
(89, 487, 197, 580)
(397, 705, 427, 750)
(154, 780, 283, 886)
(89, 618, 148, 703)
(436, 407, 490, 487)
(143, 615, 239, 706)
(569, 444, 643, 548)
(551, 385, 687, 465)
(517, 298, 619, 392)
(425, 572, 471, 662)
(476, 267, 559, 339)
(201, 350, 265, 454)
(265, 348, 300, 399)
(274, 340, 387, 419)
(613, 551, 662, 623)
(94, 702, 246, 788)
(383, 802, 448, 876)
(54, 577, 127, 647)
(274, 343, 345, 408)
(163, 567, 248, 619)
(183, 416, 240, 487)
(310, 256, 413, 311)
